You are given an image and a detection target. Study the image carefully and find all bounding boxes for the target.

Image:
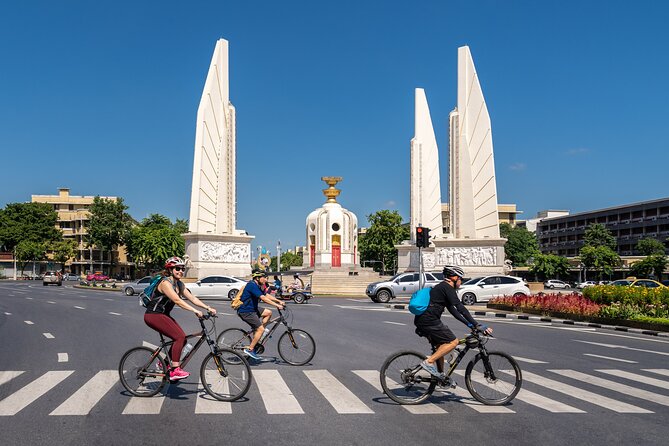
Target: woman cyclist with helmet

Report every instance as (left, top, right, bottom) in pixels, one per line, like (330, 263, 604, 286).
(414, 265, 493, 378)
(143, 256, 217, 381)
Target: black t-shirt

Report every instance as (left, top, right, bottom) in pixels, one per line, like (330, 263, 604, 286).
(414, 281, 478, 327)
(145, 277, 185, 316)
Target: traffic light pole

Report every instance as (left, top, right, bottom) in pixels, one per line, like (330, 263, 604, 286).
(418, 246, 424, 289)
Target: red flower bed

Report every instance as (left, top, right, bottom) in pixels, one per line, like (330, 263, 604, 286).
(490, 293, 601, 317)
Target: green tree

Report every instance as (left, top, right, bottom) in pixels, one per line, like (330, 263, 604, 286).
(583, 223, 616, 250)
(579, 245, 620, 280)
(636, 238, 666, 256)
(358, 210, 409, 273)
(630, 255, 667, 280)
(50, 240, 78, 272)
(270, 251, 303, 271)
(126, 214, 186, 274)
(87, 197, 133, 273)
(0, 202, 62, 251)
(500, 223, 539, 267)
(15, 240, 46, 276)
(529, 253, 570, 281)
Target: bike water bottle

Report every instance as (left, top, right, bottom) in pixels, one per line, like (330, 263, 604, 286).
(181, 343, 193, 360)
(260, 328, 270, 342)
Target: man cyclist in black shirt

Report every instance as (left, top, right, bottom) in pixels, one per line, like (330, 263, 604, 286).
(414, 265, 493, 377)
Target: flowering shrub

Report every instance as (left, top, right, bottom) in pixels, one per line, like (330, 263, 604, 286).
(490, 293, 601, 317)
(583, 285, 669, 307)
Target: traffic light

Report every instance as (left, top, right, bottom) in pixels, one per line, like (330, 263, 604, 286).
(416, 226, 430, 248)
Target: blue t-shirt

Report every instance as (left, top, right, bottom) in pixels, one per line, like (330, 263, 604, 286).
(237, 280, 263, 314)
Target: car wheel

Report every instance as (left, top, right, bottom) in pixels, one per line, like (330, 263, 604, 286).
(513, 292, 527, 298)
(228, 289, 238, 300)
(461, 293, 476, 306)
(370, 296, 380, 303)
(124, 287, 134, 296)
(548, 285, 554, 289)
(43, 282, 47, 286)
(293, 293, 306, 304)
(376, 289, 391, 303)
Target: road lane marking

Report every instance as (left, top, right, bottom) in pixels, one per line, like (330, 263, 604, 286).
(104, 298, 113, 301)
(143, 341, 159, 350)
(0, 371, 24, 387)
(583, 353, 637, 363)
(4, 312, 11, 315)
(58, 353, 68, 362)
(304, 370, 374, 414)
(513, 356, 548, 364)
(254, 369, 303, 414)
(643, 369, 669, 377)
(0, 371, 74, 416)
(383, 321, 406, 326)
(597, 370, 669, 390)
(109, 312, 122, 316)
(43, 333, 54, 339)
(574, 340, 669, 357)
(122, 392, 166, 415)
(514, 370, 652, 413)
(334, 305, 392, 312)
(47, 301, 56, 304)
(25, 297, 33, 300)
(195, 374, 232, 414)
(74, 306, 85, 310)
(24, 321, 34, 325)
(550, 369, 669, 407)
(50, 370, 118, 415)
(352, 370, 447, 414)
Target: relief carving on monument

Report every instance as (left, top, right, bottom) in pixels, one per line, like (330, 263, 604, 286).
(200, 242, 250, 263)
(436, 247, 497, 266)
(422, 252, 435, 269)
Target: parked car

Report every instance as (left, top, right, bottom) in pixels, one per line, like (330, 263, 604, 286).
(457, 275, 529, 305)
(576, 281, 597, 289)
(609, 278, 665, 288)
(42, 271, 62, 286)
(122, 276, 154, 296)
(185, 275, 247, 300)
(63, 273, 79, 281)
(662, 280, 669, 287)
(86, 273, 109, 281)
(366, 272, 444, 303)
(544, 279, 569, 290)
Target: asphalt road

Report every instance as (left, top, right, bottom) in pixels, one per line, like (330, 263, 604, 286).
(1, 282, 668, 446)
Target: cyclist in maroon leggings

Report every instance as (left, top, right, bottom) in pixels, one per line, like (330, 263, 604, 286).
(144, 256, 216, 381)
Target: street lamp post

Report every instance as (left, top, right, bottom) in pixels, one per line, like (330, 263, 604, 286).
(13, 246, 17, 281)
(277, 240, 281, 273)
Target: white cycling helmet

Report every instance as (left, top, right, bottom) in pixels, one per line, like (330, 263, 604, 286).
(443, 265, 465, 279)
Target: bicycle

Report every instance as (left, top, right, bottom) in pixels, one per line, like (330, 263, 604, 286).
(118, 312, 252, 402)
(380, 328, 522, 405)
(217, 306, 315, 366)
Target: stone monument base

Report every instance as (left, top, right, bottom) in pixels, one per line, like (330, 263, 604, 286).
(397, 237, 507, 276)
(183, 232, 254, 279)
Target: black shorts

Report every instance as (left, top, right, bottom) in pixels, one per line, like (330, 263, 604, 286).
(239, 311, 263, 331)
(415, 320, 456, 346)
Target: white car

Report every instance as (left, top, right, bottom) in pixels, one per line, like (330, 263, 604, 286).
(544, 279, 569, 290)
(576, 281, 597, 289)
(457, 275, 530, 305)
(186, 275, 247, 300)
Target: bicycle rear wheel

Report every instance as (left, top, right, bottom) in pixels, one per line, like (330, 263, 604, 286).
(200, 349, 252, 402)
(380, 350, 436, 405)
(217, 328, 251, 349)
(277, 329, 316, 365)
(465, 351, 522, 405)
(118, 346, 168, 397)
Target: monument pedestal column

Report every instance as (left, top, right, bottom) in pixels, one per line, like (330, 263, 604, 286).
(183, 233, 254, 279)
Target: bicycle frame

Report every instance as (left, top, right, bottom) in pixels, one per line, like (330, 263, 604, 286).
(429, 331, 496, 383)
(148, 316, 220, 372)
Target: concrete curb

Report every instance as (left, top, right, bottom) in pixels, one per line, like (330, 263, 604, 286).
(73, 284, 121, 292)
(385, 303, 669, 338)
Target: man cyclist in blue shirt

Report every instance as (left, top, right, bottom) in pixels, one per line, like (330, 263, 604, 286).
(414, 265, 493, 377)
(236, 269, 285, 360)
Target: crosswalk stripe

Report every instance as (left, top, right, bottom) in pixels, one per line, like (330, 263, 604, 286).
(574, 340, 669, 357)
(454, 370, 583, 413)
(195, 373, 232, 414)
(352, 370, 447, 414)
(254, 370, 303, 414)
(0, 371, 24, 387)
(643, 369, 669, 377)
(550, 369, 669, 407)
(450, 371, 514, 413)
(0, 371, 74, 416)
(597, 369, 669, 390)
(583, 354, 637, 363)
(50, 370, 118, 415)
(304, 370, 373, 414)
(513, 357, 548, 364)
(58, 353, 68, 363)
(515, 370, 652, 413)
(122, 392, 166, 415)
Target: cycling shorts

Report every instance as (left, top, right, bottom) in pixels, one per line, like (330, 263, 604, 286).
(239, 311, 263, 331)
(415, 320, 456, 346)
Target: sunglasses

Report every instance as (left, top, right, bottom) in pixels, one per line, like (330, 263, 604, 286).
(173, 267, 185, 272)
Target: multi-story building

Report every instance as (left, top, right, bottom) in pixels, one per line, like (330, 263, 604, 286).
(536, 197, 669, 259)
(31, 188, 133, 277)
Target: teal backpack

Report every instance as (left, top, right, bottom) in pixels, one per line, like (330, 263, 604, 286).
(139, 275, 164, 308)
(408, 287, 432, 315)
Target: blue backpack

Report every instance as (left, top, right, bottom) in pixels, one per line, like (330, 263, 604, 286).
(408, 287, 432, 315)
(139, 275, 164, 308)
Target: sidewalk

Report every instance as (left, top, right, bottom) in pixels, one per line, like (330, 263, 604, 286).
(385, 303, 669, 338)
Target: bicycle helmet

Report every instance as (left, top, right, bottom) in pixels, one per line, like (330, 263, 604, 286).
(164, 256, 186, 269)
(252, 270, 267, 279)
(442, 265, 465, 279)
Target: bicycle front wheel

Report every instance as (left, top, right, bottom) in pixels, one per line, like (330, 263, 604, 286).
(277, 329, 315, 365)
(200, 349, 252, 402)
(380, 350, 436, 405)
(217, 328, 251, 349)
(465, 351, 522, 405)
(118, 346, 168, 397)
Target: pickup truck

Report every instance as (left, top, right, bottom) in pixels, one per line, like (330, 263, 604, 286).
(366, 271, 444, 303)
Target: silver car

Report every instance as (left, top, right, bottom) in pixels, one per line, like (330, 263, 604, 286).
(42, 271, 62, 286)
(544, 279, 569, 289)
(186, 275, 247, 300)
(366, 272, 444, 303)
(458, 275, 529, 305)
(123, 276, 154, 296)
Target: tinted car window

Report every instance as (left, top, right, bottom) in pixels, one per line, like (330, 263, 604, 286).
(201, 277, 218, 284)
(499, 277, 519, 284)
(138, 277, 151, 284)
(219, 277, 234, 284)
(425, 273, 436, 281)
(481, 277, 500, 285)
(431, 272, 444, 280)
(636, 280, 659, 288)
(463, 277, 484, 285)
(399, 274, 418, 283)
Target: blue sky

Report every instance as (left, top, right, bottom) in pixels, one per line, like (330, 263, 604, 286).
(1, 1, 668, 257)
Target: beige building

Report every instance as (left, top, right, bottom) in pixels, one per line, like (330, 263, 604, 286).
(31, 188, 132, 277)
(441, 203, 522, 233)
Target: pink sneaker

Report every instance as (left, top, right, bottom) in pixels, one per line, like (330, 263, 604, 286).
(169, 367, 190, 381)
